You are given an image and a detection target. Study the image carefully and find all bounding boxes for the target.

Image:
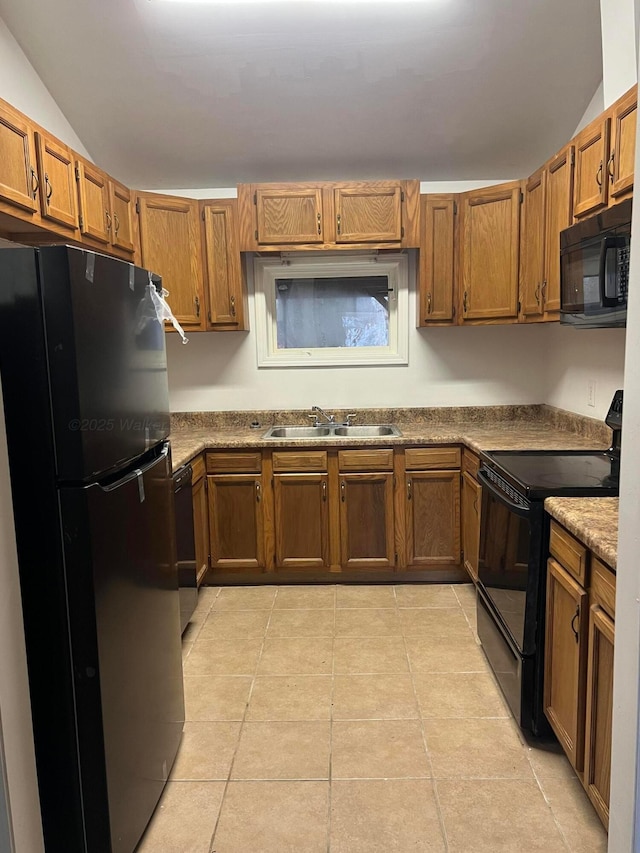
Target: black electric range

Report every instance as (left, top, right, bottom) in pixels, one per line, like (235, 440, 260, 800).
(475, 391, 622, 735)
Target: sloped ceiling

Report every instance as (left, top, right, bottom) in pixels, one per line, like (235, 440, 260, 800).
(0, 0, 602, 188)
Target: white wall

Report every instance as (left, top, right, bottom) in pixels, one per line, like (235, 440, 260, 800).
(601, 0, 638, 106)
(573, 81, 605, 136)
(0, 17, 90, 157)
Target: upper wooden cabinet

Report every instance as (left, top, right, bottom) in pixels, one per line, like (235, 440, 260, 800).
(237, 180, 420, 251)
(0, 101, 39, 214)
(137, 192, 206, 330)
(109, 181, 135, 255)
(520, 145, 574, 321)
(573, 115, 610, 219)
(418, 194, 456, 326)
(459, 181, 521, 323)
(608, 85, 637, 200)
(201, 199, 248, 331)
(75, 160, 110, 245)
(35, 131, 78, 230)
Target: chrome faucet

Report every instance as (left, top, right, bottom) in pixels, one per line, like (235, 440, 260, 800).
(309, 405, 336, 424)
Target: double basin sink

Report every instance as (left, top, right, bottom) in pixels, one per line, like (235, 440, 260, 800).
(262, 424, 402, 439)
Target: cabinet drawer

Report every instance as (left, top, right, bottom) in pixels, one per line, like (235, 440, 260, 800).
(462, 448, 480, 478)
(338, 449, 394, 471)
(206, 451, 262, 473)
(591, 557, 616, 619)
(272, 450, 328, 472)
(549, 521, 588, 585)
(405, 447, 461, 470)
(191, 454, 205, 483)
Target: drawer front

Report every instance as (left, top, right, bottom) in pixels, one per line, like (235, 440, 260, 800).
(191, 454, 206, 483)
(338, 449, 394, 471)
(405, 447, 461, 470)
(462, 448, 480, 478)
(591, 557, 616, 619)
(206, 451, 262, 473)
(549, 521, 588, 585)
(272, 450, 328, 472)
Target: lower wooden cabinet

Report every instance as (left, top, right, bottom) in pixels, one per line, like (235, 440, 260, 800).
(339, 472, 395, 569)
(406, 470, 460, 568)
(208, 474, 265, 571)
(191, 455, 209, 586)
(544, 521, 615, 830)
(461, 470, 481, 581)
(273, 473, 330, 569)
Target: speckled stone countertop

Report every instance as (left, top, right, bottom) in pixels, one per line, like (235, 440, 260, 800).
(169, 404, 612, 472)
(544, 497, 618, 570)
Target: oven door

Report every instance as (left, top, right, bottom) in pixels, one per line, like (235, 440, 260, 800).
(477, 470, 543, 656)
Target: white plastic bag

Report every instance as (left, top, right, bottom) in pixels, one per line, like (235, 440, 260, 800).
(148, 281, 189, 344)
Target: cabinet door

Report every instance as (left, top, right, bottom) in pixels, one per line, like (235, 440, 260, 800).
(273, 473, 330, 569)
(573, 116, 610, 218)
(202, 199, 246, 329)
(255, 187, 323, 244)
(35, 131, 78, 229)
(339, 473, 394, 569)
(460, 182, 521, 321)
(544, 558, 588, 771)
(208, 474, 265, 570)
(520, 169, 546, 318)
(584, 603, 614, 829)
(334, 184, 402, 243)
(418, 194, 455, 324)
(609, 86, 636, 200)
(76, 161, 110, 244)
(109, 180, 135, 254)
(137, 193, 205, 329)
(192, 472, 210, 586)
(406, 470, 460, 568)
(0, 103, 38, 212)
(543, 145, 574, 313)
(461, 471, 481, 582)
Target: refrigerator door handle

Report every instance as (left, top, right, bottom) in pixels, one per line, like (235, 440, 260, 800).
(99, 443, 169, 493)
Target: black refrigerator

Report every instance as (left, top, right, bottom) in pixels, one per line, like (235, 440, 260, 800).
(0, 246, 184, 852)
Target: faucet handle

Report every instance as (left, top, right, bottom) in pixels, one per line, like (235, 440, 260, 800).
(345, 413, 357, 426)
(308, 414, 320, 426)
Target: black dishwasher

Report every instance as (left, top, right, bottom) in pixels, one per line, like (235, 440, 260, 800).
(173, 463, 198, 633)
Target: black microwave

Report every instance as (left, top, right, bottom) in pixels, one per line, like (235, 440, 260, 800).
(560, 197, 631, 328)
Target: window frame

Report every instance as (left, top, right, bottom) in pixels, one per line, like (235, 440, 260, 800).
(253, 252, 409, 367)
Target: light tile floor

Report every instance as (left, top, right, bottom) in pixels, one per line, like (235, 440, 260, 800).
(136, 584, 607, 853)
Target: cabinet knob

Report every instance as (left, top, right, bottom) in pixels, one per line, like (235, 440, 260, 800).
(195, 295, 201, 318)
(322, 480, 327, 502)
(571, 606, 580, 643)
(317, 211, 321, 235)
(336, 213, 341, 236)
(407, 480, 412, 501)
(341, 481, 346, 502)
(596, 160, 603, 188)
(255, 481, 261, 502)
(230, 295, 236, 317)
(105, 211, 112, 231)
(30, 168, 39, 200)
(113, 212, 120, 236)
(463, 291, 469, 314)
(534, 283, 541, 305)
(608, 150, 615, 183)
(427, 292, 432, 315)
(44, 174, 53, 204)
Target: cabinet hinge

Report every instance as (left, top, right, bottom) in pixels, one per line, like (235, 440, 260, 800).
(135, 199, 140, 214)
(520, 191, 524, 204)
(518, 300, 522, 313)
(79, 214, 84, 229)
(401, 190, 405, 202)
(401, 226, 405, 238)
(75, 166, 80, 181)
(255, 230, 259, 240)
(453, 201, 458, 215)
(253, 192, 257, 205)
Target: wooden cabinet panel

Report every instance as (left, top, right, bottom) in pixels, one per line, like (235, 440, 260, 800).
(405, 447, 460, 470)
(591, 558, 616, 619)
(543, 145, 574, 313)
(460, 182, 521, 321)
(339, 473, 394, 568)
(461, 448, 480, 479)
(109, 180, 135, 254)
(273, 473, 330, 568)
(192, 467, 209, 585)
(137, 193, 205, 329)
(461, 470, 481, 582)
(256, 186, 323, 244)
(609, 86, 636, 200)
(573, 116, 610, 218)
(272, 451, 328, 472)
(549, 521, 588, 586)
(208, 474, 265, 569)
(338, 449, 394, 471)
(544, 558, 588, 771)
(76, 161, 110, 244)
(35, 131, 78, 229)
(520, 169, 546, 317)
(334, 184, 402, 243)
(0, 104, 38, 212)
(206, 452, 262, 473)
(418, 194, 456, 325)
(202, 199, 246, 329)
(584, 604, 614, 829)
(406, 470, 460, 568)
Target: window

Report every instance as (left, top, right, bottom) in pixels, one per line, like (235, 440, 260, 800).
(253, 253, 409, 367)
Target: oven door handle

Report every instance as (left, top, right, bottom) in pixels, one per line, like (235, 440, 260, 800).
(477, 470, 531, 517)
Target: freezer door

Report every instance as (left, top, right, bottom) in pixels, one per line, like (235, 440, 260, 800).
(60, 444, 184, 853)
(40, 246, 170, 481)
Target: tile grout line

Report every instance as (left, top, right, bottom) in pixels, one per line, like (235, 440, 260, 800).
(207, 587, 278, 853)
(525, 760, 573, 852)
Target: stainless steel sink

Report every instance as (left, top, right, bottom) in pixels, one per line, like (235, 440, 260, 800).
(263, 424, 402, 439)
(265, 426, 332, 438)
(333, 425, 401, 437)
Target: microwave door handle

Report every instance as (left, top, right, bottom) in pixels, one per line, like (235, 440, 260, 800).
(599, 236, 624, 308)
(477, 470, 531, 518)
